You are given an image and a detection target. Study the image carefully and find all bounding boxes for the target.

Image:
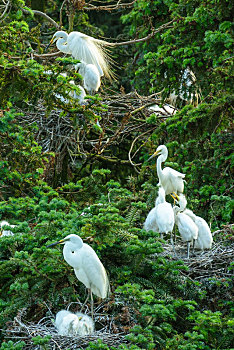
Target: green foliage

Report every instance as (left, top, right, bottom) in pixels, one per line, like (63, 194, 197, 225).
(0, 0, 233, 349)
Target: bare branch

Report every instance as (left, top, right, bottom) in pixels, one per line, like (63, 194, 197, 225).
(22, 8, 60, 29)
(113, 20, 175, 46)
(84, 0, 137, 11)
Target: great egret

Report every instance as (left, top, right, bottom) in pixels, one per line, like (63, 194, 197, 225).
(44, 71, 86, 104)
(55, 310, 94, 336)
(75, 312, 95, 336)
(183, 209, 213, 250)
(148, 145, 185, 195)
(47, 234, 109, 318)
(76, 62, 101, 94)
(172, 194, 198, 259)
(144, 187, 175, 252)
(168, 68, 200, 106)
(46, 31, 114, 80)
(0, 221, 15, 237)
(154, 187, 175, 249)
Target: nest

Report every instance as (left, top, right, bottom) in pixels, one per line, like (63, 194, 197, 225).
(3, 304, 129, 350)
(161, 224, 234, 282)
(15, 91, 177, 178)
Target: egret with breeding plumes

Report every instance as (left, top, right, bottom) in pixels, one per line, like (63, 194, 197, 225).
(47, 234, 109, 319)
(148, 145, 185, 195)
(172, 194, 198, 259)
(46, 31, 114, 80)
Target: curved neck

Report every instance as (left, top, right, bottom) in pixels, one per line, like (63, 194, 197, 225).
(156, 156, 164, 183)
(56, 35, 71, 54)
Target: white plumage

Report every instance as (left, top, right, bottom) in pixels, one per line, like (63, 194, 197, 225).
(75, 312, 95, 336)
(55, 310, 94, 336)
(144, 187, 175, 251)
(44, 71, 86, 105)
(183, 209, 213, 250)
(173, 195, 198, 258)
(148, 145, 185, 195)
(0, 220, 15, 237)
(154, 187, 175, 237)
(76, 62, 101, 94)
(48, 31, 113, 80)
(47, 234, 109, 318)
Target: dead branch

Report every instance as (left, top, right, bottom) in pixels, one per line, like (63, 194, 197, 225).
(22, 8, 60, 29)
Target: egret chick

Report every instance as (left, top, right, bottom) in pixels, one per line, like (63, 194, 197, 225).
(46, 31, 114, 80)
(154, 187, 175, 249)
(183, 209, 213, 250)
(55, 310, 94, 336)
(47, 234, 109, 318)
(0, 221, 15, 237)
(148, 145, 185, 195)
(75, 312, 94, 336)
(76, 62, 101, 94)
(55, 310, 79, 336)
(172, 194, 198, 259)
(44, 71, 86, 105)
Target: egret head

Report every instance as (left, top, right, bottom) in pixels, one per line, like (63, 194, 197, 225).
(45, 31, 67, 51)
(147, 145, 168, 162)
(47, 234, 83, 249)
(171, 192, 187, 211)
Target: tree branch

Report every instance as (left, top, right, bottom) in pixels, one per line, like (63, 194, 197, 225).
(22, 8, 60, 29)
(113, 19, 175, 46)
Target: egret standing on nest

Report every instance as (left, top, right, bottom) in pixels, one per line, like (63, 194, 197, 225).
(46, 31, 114, 80)
(75, 62, 101, 94)
(183, 209, 213, 250)
(47, 234, 109, 319)
(172, 194, 198, 259)
(148, 145, 185, 195)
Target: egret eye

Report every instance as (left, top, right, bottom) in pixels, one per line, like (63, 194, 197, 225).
(71, 251, 75, 254)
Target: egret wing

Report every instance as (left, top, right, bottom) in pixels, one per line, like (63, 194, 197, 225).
(80, 244, 109, 298)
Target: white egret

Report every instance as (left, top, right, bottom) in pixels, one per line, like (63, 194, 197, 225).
(75, 312, 94, 336)
(0, 221, 15, 237)
(55, 310, 79, 336)
(55, 310, 94, 336)
(148, 145, 185, 195)
(46, 31, 114, 80)
(76, 62, 101, 94)
(172, 194, 198, 259)
(47, 234, 109, 318)
(154, 187, 175, 249)
(168, 68, 200, 106)
(44, 71, 86, 105)
(144, 187, 175, 252)
(183, 209, 213, 250)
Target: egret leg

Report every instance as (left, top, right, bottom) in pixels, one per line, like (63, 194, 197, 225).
(80, 289, 90, 312)
(170, 234, 177, 257)
(90, 290, 94, 320)
(192, 239, 195, 255)
(186, 242, 190, 259)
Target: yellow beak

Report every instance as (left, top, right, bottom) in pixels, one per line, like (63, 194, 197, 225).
(46, 238, 65, 248)
(45, 37, 55, 51)
(147, 149, 161, 161)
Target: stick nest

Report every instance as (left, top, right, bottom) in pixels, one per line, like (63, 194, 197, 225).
(3, 305, 129, 350)
(161, 224, 234, 281)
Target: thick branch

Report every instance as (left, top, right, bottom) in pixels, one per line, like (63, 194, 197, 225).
(22, 8, 60, 29)
(113, 19, 175, 46)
